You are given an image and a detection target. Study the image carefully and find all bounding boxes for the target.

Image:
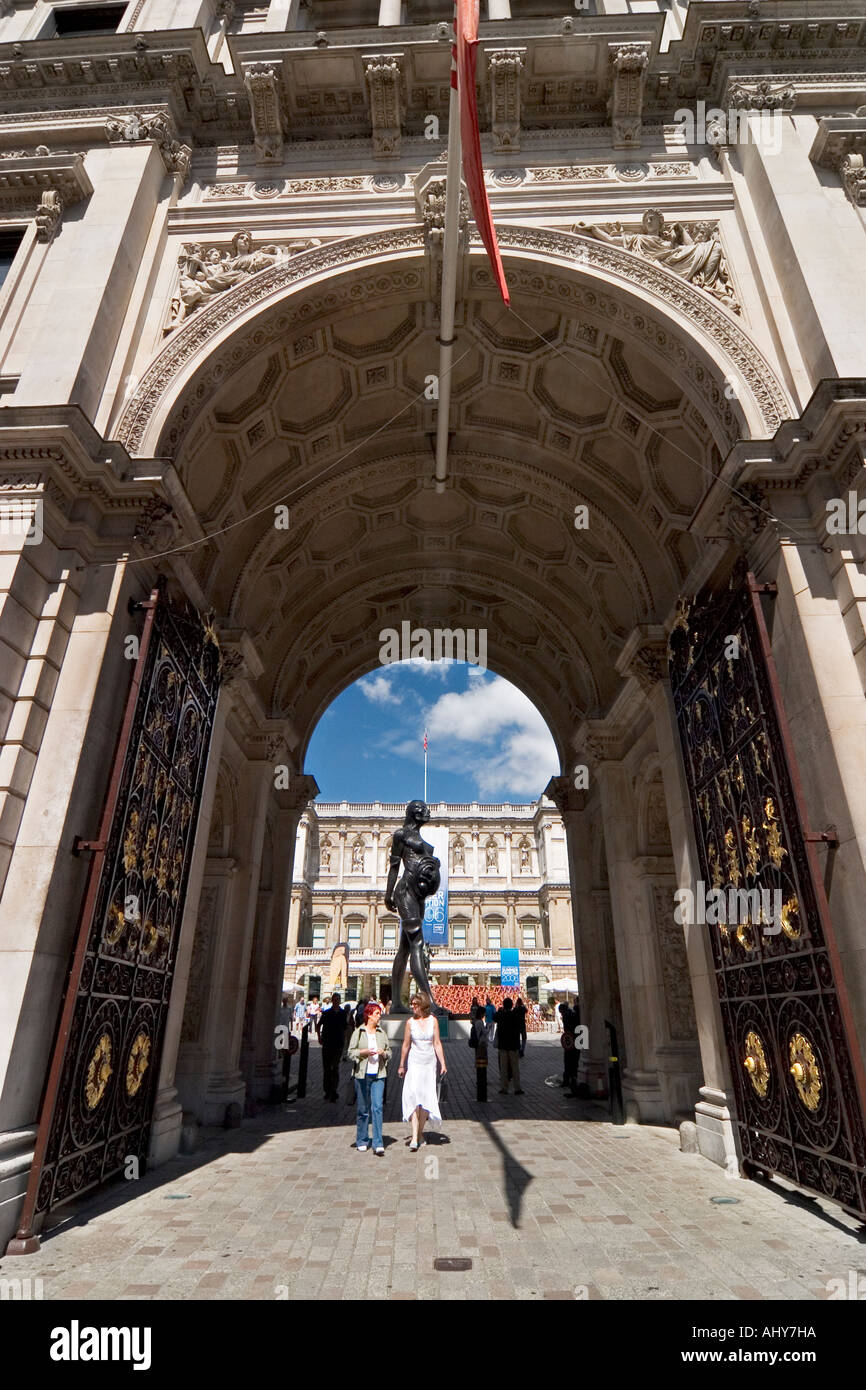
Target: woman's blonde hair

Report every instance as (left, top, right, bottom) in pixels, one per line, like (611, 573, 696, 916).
(411, 991, 432, 1017)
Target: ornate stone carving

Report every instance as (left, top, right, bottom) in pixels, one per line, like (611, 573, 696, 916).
(116, 225, 789, 457)
(727, 78, 796, 111)
(105, 111, 191, 183)
(488, 49, 524, 153)
(653, 885, 698, 1042)
(608, 42, 649, 149)
(616, 625, 668, 695)
(572, 209, 740, 314)
(34, 189, 61, 244)
(167, 230, 320, 331)
(419, 176, 468, 261)
(841, 152, 866, 206)
(243, 63, 286, 164)
(721, 482, 771, 542)
(363, 53, 404, 158)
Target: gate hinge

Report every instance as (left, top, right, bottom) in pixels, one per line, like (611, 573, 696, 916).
(804, 826, 839, 847)
(749, 581, 778, 596)
(72, 836, 106, 856)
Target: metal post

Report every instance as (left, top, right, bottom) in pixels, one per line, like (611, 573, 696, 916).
(297, 1023, 310, 1098)
(433, 21, 463, 494)
(476, 1043, 488, 1102)
(605, 1020, 624, 1125)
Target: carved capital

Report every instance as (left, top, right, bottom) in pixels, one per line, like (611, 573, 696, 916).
(418, 172, 468, 260)
(488, 48, 524, 154)
(608, 42, 649, 150)
(615, 624, 668, 695)
(841, 151, 866, 206)
(363, 53, 404, 158)
(243, 63, 286, 165)
(544, 775, 584, 817)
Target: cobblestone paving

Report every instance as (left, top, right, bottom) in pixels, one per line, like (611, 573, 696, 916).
(5, 1037, 865, 1302)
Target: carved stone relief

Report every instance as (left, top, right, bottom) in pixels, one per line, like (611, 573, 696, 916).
(572, 209, 740, 313)
(653, 884, 698, 1043)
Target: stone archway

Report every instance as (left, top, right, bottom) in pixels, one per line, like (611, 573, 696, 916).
(121, 230, 792, 1161)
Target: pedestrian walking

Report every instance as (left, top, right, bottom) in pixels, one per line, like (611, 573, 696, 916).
(317, 993, 347, 1101)
(469, 996, 481, 1023)
(354, 997, 367, 1028)
(560, 1000, 579, 1095)
(293, 994, 306, 1035)
(347, 1001, 391, 1155)
(484, 995, 496, 1044)
(307, 995, 320, 1032)
(494, 997, 524, 1094)
(514, 997, 528, 1058)
(398, 991, 446, 1150)
(341, 1003, 355, 1060)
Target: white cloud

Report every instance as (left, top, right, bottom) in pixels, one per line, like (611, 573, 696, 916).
(423, 675, 558, 798)
(360, 674, 401, 706)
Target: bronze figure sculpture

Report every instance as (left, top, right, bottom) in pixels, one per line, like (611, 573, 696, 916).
(385, 800, 440, 1014)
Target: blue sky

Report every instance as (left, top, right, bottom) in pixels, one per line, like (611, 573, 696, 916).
(305, 660, 560, 804)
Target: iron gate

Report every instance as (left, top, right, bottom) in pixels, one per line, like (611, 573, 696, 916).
(10, 578, 220, 1248)
(669, 570, 866, 1218)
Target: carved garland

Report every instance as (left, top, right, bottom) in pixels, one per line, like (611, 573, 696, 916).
(115, 225, 790, 458)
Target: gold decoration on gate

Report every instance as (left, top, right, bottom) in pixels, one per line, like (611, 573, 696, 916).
(724, 827, 742, 886)
(141, 821, 157, 880)
(85, 1033, 113, 1109)
(743, 1030, 770, 1098)
(763, 798, 787, 868)
(736, 916, 756, 951)
(732, 756, 745, 794)
(708, 840, 723, 889)
(789, 1033, 821, 1111)
(780, 895, 801, 940)
(123, 809, 140, 873)
(126, 1031, 151, 1097)
(105, 900, 126, 946)
(742, 812, 760, 877)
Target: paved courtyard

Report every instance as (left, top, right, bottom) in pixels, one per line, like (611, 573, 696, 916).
(4, 1035, 865, 1301)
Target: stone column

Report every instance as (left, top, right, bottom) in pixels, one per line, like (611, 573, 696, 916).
(487, 0, 511, 17)
(504, 828, 513, 886)
(195, 755, 272, 1123)
(547, 776, 612, 1095)
(471, 825, 480, 886)
(240, 777, 316, 1105)
(377, 0, 401, 24)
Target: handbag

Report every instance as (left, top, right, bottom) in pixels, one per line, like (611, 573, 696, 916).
(437, 1075, 448, 1106)
(344, 1067, 356, 1105)
(468, 1027, 478, 1049)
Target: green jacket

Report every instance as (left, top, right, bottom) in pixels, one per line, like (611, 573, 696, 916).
(346, 1025, 392, 1080)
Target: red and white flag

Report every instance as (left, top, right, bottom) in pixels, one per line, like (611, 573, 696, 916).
(453, 0, 510, 306)
(423, 729, 429, 753)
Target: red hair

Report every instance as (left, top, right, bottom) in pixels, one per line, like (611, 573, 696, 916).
(363, 1001, 382, 1022)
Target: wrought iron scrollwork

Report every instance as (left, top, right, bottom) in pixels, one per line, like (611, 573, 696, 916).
(669, 571, 866, 1218)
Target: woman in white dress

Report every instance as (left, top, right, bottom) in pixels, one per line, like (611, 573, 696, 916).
(398, 992, 447, 1150)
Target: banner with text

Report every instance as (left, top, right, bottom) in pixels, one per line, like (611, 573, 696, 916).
(500, 947, 520, 989)
(422, 823, 449, 946)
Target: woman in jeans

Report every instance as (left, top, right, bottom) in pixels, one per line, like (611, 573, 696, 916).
(347, 1001, 391, 1155)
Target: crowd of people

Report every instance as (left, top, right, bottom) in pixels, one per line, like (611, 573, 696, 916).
(278, 986, 586, 1154)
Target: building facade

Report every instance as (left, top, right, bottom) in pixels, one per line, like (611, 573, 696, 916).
(3, 0, 866, 1249)
(287, 798, 576, 1002)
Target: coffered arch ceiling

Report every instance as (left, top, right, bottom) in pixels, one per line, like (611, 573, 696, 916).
(139, 236, 789, 757)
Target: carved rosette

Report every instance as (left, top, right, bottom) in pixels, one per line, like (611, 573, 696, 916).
(363, 53, 404, 158)
(488, 49, 524, 154)
(244, 63, 286, 164)
(608, 43, 649, 150)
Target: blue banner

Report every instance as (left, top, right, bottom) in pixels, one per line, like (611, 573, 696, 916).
(422, 824, 449, 946)
(500, 947, 520, 989)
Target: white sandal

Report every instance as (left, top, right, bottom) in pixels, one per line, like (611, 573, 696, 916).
(409, 1140, 418, 1151)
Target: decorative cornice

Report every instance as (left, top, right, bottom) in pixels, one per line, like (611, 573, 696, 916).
(810, 115, 866, 204)
(0, 150, 92, 224)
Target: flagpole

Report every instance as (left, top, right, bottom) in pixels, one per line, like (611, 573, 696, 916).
(433, 9, 463, 495)
(424, 743, 428, 803)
